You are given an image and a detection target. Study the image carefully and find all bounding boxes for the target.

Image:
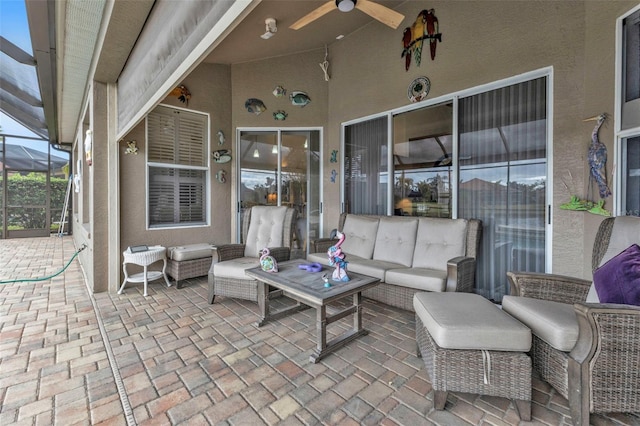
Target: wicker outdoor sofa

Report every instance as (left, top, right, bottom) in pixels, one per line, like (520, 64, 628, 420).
(503, 216, 640, 425)
(307, 213, 482, 311)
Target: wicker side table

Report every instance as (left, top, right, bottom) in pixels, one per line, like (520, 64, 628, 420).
(119, 246, 172, 296)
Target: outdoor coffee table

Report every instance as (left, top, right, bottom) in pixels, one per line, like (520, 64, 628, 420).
(245, 259, 379, 363)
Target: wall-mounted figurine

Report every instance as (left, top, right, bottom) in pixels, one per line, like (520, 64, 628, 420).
(217, 130, 225, 145)
(330, 150, 338, 163)
(330, 169, 337, 183)
(213, 149, 232, 163)
(215, 170, 226, 183)
(402, 9, 441, 71)
(272, 85, 286, 97)
(245, 98, 266, 115)
(290, 91, 311, 107)
(169, 85, 191, 105)
(273, 110, 288, 121)
(124, 140, 138, 155)
(408, 76, 431, 103)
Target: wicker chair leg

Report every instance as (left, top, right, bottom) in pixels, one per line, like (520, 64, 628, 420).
(208, 275, 216, 304)
(434, 390, 448, 409)
(514, 399, 531, 421)
(568, 360, 589, 426)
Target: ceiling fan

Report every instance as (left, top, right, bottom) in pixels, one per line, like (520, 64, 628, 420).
(290, 0, 404, 30)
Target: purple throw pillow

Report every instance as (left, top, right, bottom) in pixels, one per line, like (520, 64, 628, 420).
(593, 244, 640, 306)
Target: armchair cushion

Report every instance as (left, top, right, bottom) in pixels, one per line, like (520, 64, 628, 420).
(341, 215, 379, 259)
(502, 296, 578, 352)
(593, 243, 640, 306)
(213, 257, 260, 280)
(244, 206, 289, 257)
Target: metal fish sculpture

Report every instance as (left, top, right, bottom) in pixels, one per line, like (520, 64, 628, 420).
(245, 98, 266, 115)
(290, 91, 311, 107)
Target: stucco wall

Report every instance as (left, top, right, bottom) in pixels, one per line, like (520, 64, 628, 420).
(320, 0, 635, 279)
(112, 0, 636, 288)
(119, 63, 233, 257)
(230, 50, 330, 241)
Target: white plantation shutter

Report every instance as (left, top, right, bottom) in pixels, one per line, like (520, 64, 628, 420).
(147, 105, 208, 228)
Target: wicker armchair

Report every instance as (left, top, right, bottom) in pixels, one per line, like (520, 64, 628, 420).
(208, 206, 296, 304)
(504, 216, 640, 426)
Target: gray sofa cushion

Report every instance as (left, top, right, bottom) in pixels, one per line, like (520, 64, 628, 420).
(502, 295, 579, 352)
(373, 217, 418, 267)
(385, 268, 447, 292)
(306, 253, 401, 280)
(414, 292, 531, 352)
(341, 215, 379, 259)
(413, 218, 467, 271)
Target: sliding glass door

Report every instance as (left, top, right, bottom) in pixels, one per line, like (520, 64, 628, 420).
(342, 74, 549, 301)
(458, 77, 548, 301)
(237, 129, 321, 254)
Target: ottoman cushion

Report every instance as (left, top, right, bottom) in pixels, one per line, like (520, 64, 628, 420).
(167, 243, 216, 261)
(414, 292, 531, 352)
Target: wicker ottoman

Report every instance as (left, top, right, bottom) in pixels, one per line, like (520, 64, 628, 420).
(166, 244, 216, 289)
(414, 292, 532, 420)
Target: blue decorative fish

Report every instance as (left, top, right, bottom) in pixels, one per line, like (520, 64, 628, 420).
(290, 91, 311, 107)
(245, 98, 266, 115)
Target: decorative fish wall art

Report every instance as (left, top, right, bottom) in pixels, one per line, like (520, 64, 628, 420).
(290, 91, 311, 107)
(245, 98, 266, 115)
(212, 149, 231, 164)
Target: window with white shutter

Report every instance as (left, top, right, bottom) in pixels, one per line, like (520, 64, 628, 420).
(147, 105, 209, 228)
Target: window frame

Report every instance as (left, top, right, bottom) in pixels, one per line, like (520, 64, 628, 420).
(614, 4, 640, 216)
(146, 103, 210, 230)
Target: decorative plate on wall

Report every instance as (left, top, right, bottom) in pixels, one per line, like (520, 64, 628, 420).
(408, 76, 430, 103)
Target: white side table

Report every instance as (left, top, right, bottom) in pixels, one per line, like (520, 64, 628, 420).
(119, 246, 172, 296)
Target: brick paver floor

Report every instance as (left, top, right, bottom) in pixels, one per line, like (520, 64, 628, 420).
(1, 236, 639, 425)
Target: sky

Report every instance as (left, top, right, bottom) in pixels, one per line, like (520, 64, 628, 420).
(0, 0, 32, 54)
(0, 0, 48, 148)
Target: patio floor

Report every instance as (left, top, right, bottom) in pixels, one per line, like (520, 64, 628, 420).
(1, 236, 639, 425)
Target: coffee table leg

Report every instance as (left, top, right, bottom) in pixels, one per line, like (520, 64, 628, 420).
(256, 280, 269, 327)
(353, 292, 362, 331)
(317, 305, 327, 357)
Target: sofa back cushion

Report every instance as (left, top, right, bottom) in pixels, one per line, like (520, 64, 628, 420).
(340, 215, 379, 259)
(412, 218, 468, 271)
(244, 206, 288, 257)
(373, 217, 419, 267)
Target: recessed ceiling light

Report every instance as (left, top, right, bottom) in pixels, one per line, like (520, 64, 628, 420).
(336, 34, 344, 40)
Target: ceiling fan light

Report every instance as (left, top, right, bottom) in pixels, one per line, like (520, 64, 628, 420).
(336, 0, 355, 13)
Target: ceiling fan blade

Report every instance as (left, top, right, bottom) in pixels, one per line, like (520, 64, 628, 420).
(290, 1, 336, 30)
(356, 0, 404, 29)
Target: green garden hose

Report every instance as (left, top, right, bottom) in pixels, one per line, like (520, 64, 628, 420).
(0, 244, 87, 284)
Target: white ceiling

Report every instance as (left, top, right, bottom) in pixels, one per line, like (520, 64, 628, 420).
(206, 0, 407, 64)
